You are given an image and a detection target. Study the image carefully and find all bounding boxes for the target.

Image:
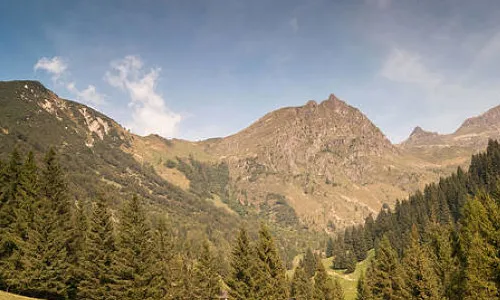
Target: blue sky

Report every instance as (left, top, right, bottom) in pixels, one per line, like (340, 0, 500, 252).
(1, 0, 500, 142)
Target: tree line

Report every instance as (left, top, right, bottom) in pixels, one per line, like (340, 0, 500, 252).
(326, 140, 500, 299)
(0, 148, 344, 299)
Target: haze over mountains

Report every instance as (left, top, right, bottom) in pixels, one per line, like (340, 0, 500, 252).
(1, 80, 499, 230)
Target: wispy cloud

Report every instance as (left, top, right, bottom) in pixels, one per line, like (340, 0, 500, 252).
(34, 56, 68, 82)
(34, 56, 105, 108)
(105, 55, 181, 137)
(66, 82, 106, 107)
(380, 49, 442, 90)
(379, 47, 500, 134)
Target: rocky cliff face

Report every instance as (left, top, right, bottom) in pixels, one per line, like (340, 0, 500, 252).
(204, 95, 432, 229)
(209, 94, 395, 183)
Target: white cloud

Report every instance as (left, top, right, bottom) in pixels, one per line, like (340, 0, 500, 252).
(34, 56, 105, 108)
(67, 82, 105, 107)
(34, 56, 68, 82)
(379, 47, 500, 138)
(380, 49, 442, 90)
(105, 55, 181, 137)
(289, 17, 299, 33)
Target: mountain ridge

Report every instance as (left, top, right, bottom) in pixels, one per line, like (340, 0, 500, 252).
(2, 80, 500, 230)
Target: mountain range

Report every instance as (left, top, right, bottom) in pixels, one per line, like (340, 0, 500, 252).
(1, 80, 499, 231)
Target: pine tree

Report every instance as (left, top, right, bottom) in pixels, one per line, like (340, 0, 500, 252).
(150, 217, 174, 299)
(291, 261, 313, 300)
(402, 225, 441, 299)
(67, 203, 88, 299)
(17, 150, 72, 299)
(113, 195, 155, 300)
(253, 223, 288, 299)
(304, 248, 317, 278)
(192, 240, 220, 299)
(365, 235, 407, 300)
(0, 151, 39, 292)
(0, 149, 22, 267)
(356, 272, 371, 300)
(228, 227, 257, 300)
(313, 260, 343, 300)
(425, 222, 459, 299)
(78, 199, 116, 300)
(326, 237, 334, 258)
(20, 196, 69, 299)
(459, 194, 499, 299)
(344, 250, 356, 274)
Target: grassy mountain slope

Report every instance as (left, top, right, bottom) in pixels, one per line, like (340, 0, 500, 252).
(0, 80, 324, 265)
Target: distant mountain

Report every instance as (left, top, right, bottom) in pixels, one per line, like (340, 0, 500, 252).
(1, 80, 498, 231)
(203, 95, 438, 228)
(0, 80, 322, 263)
(400, 105, 500, 174)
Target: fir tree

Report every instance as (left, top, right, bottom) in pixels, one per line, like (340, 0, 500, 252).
(365, 235, 408, 300)
(253, 223, 288, 299)
(356, 272, 370, 300)
(78, 199, 116, 300)
(326, 237, 334, 258)
(459, 194, 499, 300)
(304, 248, 317, 278)
(402, 225, 441, 300)
(290, 261, 313, 300)
(228, 227, 257, 300)
(113, 195, 155, 300)
(150, 217, 174, 299)
(192, 240, 220, 299)
(313, 260, 343, 300)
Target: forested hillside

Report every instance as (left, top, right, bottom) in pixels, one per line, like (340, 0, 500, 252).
(327, 140, 500, 299)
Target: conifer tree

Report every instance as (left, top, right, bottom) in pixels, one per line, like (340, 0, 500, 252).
(192, 240, 220, 299)
(304, 248, 317, 278)
(356, 272, 370, 300)
(365, 235, 407, 300)
(78, 199, 116, 300)
(150, 217, 174, 299)
(326, 238, 334, 258)
(313, 260, 343, 300)
(113, 195, 155, 300)
(20, 196, 69, 299)
(254, 223, 288, 299)
(291, 261, 313, 300)
(0, 149, 22, 267)
(67, 203, 88, 299)
(228, 227, 257, 300)
(459, 194, 499, 299)
(0, 151, 38, 292)
(425, 223, 458, 300)
(402, 225, 441, 299)
(18, 150, 72, 299)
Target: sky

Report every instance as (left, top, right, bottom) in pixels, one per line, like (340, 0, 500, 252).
(1, 0, 500, 142)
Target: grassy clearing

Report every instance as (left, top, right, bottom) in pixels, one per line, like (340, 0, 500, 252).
(0, 291, 38, 300)
(325, 249, 375, 300)
(288, 249, 374, 300)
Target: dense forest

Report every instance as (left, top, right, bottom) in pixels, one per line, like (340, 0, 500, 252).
(328, 139, 500, 300)
(0, 148, 343, 299)
(2, 140, 500, 299)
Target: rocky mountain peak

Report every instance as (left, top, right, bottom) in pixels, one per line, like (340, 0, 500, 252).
(401, 126, 439, 146)
(456, 105, 500, 134)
